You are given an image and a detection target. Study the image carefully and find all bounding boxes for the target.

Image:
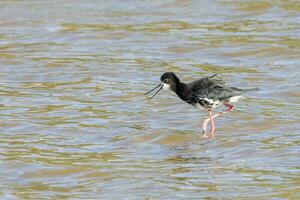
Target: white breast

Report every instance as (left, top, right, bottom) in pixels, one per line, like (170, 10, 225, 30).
(195, 98, 222, 110)
(229, 95, 243, 103)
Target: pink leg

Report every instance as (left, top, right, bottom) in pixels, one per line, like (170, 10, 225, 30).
(202, 102, 234, 138)
(202, 112, 223, 134)
(202, 110, 218, 138)
(202, 118, 210, 135)
(202, 120, 210, 138)
(209, 110, 216, 137)
(223, 102, 234, 112)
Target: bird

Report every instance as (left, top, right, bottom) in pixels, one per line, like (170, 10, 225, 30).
(145, 72, 253, 138)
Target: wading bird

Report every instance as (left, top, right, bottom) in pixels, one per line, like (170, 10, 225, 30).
(145, 72, 252, 138)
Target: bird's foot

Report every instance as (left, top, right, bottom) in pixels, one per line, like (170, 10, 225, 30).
(202, 131, 211, 138)
(209, 132, 215, 138)
(202, 131, 215, 138)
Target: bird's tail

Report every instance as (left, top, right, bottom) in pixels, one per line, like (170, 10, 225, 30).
(229, 87, 259, 92)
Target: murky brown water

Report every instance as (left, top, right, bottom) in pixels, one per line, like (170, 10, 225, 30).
(1, 1, 300, 199)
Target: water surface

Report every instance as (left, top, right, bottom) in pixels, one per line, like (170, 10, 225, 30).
(1, 0, 300, 199)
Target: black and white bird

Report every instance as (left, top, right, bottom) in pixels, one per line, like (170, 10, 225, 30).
(145, 72, 252, 138)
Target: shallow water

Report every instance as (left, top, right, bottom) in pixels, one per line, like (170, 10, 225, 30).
(1, 0, 300, 199)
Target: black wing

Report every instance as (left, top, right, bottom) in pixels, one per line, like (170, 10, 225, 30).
(189, 75, 235, 102)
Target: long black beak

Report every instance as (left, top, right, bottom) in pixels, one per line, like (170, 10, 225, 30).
(145, 84, 163, 100)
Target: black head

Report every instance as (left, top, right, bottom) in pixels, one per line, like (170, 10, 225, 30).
(145, 72, 180, 100)
(160, 72, 180, 92)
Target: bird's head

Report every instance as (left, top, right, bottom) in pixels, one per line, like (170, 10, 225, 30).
(145, 72, 180, 100)
(160, 72, 180, 92)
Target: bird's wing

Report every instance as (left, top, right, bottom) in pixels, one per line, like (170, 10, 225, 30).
(207, 74, 226, 85)
(190, 75, 234, 102)
(206, 85, 235, 101)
